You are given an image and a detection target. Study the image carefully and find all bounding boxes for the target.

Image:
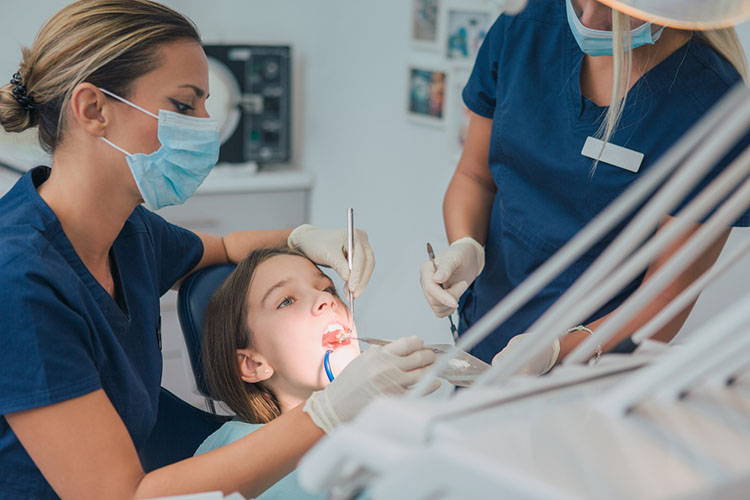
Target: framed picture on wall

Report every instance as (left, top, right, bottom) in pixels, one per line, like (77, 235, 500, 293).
(441, 1, 494, 63)
(407, 66, 447, 126)
(411, 0, 441, 50)
(446, 69, 472, 160)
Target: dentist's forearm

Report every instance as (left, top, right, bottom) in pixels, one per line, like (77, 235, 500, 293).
(221, 228, 294, 263)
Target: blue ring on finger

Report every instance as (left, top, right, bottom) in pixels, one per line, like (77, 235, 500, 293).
(324, 349, 335, 382)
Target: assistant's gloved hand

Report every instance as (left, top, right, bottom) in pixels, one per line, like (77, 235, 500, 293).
(419, 237, 484, 318)
(491, 333, 561, 376)
(288, 224, 375, 298)
(303, 336, 439, 433)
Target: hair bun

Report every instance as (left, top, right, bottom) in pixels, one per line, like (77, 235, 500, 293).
(0, 70, 39, 133)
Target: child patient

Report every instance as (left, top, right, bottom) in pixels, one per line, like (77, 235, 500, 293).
(196, 247, 402, 499)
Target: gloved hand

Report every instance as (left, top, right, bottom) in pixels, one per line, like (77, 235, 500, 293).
(419, 237, 484, 317)
(288, 224, 375, 298)
(303, 336, 438, 433)
(491, 333, 561, 376)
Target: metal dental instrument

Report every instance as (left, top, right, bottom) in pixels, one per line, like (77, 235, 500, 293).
(352, 336, 443, 352)
(350, 336, 490, 386)
(347, 208, 355, 323)
(351, 337, 474, 357)
(427, 242, 459, 342)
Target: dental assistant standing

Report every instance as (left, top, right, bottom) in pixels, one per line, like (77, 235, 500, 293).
(420, 0, 750, 369)
(0, 1, 439, 499)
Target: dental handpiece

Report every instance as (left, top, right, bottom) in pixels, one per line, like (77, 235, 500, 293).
(427, 242, 459, 342)
(347, 208, 355, 322)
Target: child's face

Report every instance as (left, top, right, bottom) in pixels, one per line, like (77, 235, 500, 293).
(246, 255, 360, 397)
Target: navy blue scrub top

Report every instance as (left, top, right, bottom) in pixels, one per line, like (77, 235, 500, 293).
(459, 0, 750, 363)
(0, 167, 203, 499)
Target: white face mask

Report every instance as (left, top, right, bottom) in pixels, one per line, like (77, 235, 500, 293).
(566, 0, 665, 57)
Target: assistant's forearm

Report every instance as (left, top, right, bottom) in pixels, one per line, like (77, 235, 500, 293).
(134, 405, 324, 499)
(443, 168, 495, 245)
(557, 290, 696, 361)
(558, 227, 730, 361)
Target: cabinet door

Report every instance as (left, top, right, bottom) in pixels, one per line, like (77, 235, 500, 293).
(157, 190, 308, 235)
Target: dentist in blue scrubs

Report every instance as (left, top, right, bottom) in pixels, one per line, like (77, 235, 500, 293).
(0, 1, 442, 499)
(420, 0, 750, 370)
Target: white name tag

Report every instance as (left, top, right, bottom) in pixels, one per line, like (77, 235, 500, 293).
(581, 136, 644, 173)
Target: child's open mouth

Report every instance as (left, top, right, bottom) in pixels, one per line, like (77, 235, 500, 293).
(322, 323, 351, 349)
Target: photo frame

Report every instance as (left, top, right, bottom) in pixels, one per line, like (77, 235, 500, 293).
(406, 65, 448, 127)
(410, 0, 442, 51)
(443, 6, 493, 63)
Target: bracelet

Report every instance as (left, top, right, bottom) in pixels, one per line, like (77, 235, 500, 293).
(566, 325, 603, 364)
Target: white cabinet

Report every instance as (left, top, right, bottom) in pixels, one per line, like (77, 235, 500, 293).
(155, 166, 313, 409)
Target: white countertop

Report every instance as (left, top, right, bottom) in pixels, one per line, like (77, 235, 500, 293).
(196, 163, 314, 195)
(0, 162, 314, 198)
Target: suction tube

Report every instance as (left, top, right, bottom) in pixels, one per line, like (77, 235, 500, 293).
(324, 350, 335, 382)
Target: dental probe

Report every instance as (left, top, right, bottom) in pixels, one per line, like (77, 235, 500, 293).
(347, 208, 355, 324)
(427, 242, 459, 342)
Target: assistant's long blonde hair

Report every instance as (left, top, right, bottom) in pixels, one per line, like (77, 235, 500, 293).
(0, 0, 200, 153)
(595, 10, 748, 172)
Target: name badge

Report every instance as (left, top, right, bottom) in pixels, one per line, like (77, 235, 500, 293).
(581, 136, 644, 173)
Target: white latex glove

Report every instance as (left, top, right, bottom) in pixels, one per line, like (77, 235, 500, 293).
(303, 336, 439, 433)
(491, 333, 561, 376)
(419, 236, 485, 318)
(288, 224, 375, 298)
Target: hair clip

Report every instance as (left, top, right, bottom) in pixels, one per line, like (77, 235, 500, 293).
(10, 71, 36, 112)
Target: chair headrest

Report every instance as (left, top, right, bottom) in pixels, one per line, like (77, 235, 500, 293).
(176, 264, 236, 397)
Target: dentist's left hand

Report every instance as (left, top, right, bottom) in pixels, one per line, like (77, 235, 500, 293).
(288, 224, 375, 297)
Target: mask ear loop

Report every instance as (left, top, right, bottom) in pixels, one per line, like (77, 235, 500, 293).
(100, 137, 132, 156)
(99, 87, 159, 120)
(98, 88, 159, 156)
(324, 350, 335, 382)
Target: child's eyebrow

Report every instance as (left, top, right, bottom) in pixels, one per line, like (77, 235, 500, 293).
(262, 279, 291, 305)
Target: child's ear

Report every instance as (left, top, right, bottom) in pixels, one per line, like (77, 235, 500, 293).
(236, 349, 273, 383)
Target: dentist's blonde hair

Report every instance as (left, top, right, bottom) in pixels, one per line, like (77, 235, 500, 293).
(0, 0, 200, 153)
(594, 10, 748, 174)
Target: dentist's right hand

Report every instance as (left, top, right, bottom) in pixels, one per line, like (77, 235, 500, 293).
(303, 336, 438, 433)
(419, 237, 485, 318)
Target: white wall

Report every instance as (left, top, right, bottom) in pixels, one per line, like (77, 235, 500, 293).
(1, 1, 749, 351)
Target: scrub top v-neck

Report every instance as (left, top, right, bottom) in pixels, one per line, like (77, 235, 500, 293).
(0, 167, 203, 499)
(459, 0, 750, 363)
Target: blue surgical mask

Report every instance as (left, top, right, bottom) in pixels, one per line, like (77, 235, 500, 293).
(565, 0, 666, 57)
(99, 88, 220, 210)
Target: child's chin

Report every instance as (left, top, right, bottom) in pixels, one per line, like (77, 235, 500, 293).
(330, 352, 358, 377)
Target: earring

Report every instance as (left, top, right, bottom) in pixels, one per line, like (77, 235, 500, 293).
(263, 369, 270, 374)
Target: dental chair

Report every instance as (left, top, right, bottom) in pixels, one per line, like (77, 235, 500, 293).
(139, 264, 236, 472)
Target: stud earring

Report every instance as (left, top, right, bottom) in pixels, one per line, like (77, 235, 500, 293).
(263, 369, 270, 374)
